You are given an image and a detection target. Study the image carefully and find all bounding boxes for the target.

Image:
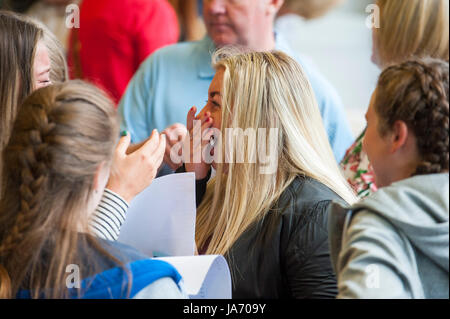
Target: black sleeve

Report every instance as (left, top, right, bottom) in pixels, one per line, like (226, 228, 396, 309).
(283, 200, 338, 299)
(175, 164, 211, 207)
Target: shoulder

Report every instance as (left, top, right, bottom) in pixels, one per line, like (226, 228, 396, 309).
(97, 238, 150, 265)
(282, 176, 344, 214)
(139, 39, 209, 70)
(85, 240, 183, 298)
(277, 176, 344, 240)
(290, 54, 341, 105)
(276, 34, 343, 111)
(133, 277, 186, 299)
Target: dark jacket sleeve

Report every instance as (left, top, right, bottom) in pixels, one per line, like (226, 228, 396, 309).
(282, 200, 338, 299)
(175, 164, 211, 207)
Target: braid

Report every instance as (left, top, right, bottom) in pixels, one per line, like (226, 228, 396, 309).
(375, 57, 449, 176)
(414, 61, 449, 174)
(0, 106, 55, 257)
(0, 80, 119, 298)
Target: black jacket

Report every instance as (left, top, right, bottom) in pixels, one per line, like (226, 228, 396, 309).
(178, 166, 343, 298)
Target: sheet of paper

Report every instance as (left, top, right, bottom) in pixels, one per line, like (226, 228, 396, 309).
(156, 255, 232, 299)
(118, 172, 196, 257)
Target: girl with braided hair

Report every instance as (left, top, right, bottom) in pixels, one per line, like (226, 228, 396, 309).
(329, 57, 449, 299)
(0, 80, 185, 299)
(1, 10, 166, 242)
(340, 0, 449, 198)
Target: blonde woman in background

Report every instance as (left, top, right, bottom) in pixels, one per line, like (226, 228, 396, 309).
(169, 49, 357, 298)
(340, 0, 449, 198)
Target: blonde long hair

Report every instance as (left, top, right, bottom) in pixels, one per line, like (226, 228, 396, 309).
(0, 81, 122, 299)
(196, 50, 357, 256)
(375, 0, 449, 67)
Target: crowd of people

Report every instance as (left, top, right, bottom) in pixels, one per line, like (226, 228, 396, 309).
(0, 0, 448, 299)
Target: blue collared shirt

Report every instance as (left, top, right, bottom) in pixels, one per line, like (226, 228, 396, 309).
(118, 35, 353, 162)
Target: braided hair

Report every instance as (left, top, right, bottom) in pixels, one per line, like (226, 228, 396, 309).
(374, 57, 449, 176)
(0, 80, 119, 298)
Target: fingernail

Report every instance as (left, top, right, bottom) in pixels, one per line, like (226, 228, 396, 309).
(120, 130, 128, 137)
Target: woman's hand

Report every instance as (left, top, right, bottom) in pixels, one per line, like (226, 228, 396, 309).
(184, 106, 214, 180)
(162, 123, 188, 171)
(106, 130, 166, 203)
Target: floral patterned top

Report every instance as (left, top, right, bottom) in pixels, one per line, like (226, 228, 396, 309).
(340, 130, 378, 198)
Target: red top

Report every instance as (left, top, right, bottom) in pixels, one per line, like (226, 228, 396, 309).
(68, 0, 179, 105)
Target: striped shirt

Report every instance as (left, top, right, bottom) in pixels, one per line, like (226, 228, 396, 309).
(89, 188, 129, 241)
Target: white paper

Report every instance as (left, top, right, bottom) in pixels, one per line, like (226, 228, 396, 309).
(156, 255, 232, 299)
(118, 172, 197, 257)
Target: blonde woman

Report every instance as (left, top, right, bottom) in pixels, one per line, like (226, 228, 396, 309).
(341, 0, 449, 198)
(169, 49, 357, 298)
(0, 81, 184, 299)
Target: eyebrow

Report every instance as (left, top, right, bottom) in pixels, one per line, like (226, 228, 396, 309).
(209, 91, 221, 98)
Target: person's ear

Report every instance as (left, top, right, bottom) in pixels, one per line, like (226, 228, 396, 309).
(389, 120, 409, 153)
(266, 0, 284, 15)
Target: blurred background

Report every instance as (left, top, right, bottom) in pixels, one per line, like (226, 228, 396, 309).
(276, 0, 379, 136)
(0, 0, 378, 136)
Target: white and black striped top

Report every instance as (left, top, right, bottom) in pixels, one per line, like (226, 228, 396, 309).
(90, 189, 128, 241)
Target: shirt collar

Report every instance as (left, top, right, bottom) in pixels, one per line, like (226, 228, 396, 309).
(274, 31, 295, 56)
(196, 36, 216, 79)
(196, 32, 295, 79)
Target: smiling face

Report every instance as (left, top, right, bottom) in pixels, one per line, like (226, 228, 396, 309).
(33, 41, 51, 90)
(203, 0, 280, 50)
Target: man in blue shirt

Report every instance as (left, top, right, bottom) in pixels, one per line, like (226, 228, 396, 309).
(118, 0, 353, 163)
